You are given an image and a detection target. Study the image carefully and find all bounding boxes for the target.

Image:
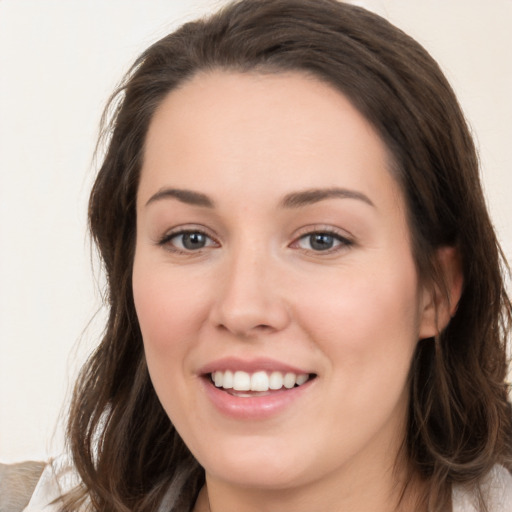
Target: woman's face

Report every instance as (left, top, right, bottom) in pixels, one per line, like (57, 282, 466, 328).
(133, 71, 436, 493)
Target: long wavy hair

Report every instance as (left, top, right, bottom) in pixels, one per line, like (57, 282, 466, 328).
(64, 1, 512, 510)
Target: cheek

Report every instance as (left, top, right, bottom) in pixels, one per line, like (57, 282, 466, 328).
(132, 259, 209, 352)
(131, 255, 214, 413)
(296, 258, 421, 379)
(294, 260, 421, 446)
(132, 258, 213, 423)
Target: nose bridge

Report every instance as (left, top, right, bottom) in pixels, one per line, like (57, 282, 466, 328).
(212, 237, 289, 335)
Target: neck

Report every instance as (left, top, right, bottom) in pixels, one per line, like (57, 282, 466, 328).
(192, 394, 429, 512)
(195, 457, 428, 512)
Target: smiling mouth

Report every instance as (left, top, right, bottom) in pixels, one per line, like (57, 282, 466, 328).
(208, 370, 316, 396)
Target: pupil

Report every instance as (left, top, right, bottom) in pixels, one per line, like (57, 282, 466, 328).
(183, 232, 206, 250)
(310, 234, 333, 251)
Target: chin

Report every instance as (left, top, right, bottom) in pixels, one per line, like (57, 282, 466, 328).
(192, 434, 324, 490)
(206, 460, 306, 490)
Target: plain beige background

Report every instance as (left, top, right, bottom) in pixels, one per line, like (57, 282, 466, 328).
(1, 0, 511, 463)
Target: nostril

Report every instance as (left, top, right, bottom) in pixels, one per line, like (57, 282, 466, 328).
(254, 324, 273, 331)
(210, 278, 291, 335)
(215, 322, 275, 337)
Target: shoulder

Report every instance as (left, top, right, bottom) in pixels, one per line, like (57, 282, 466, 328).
(452, 465, 512, 512)
(0, 457, 82, 512)
(0, 461, 45, 512)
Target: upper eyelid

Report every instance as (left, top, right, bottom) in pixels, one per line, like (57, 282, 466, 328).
(157, 229, 220, 256)
(155, 224, 354, 247)
(159, 224, 216, 239)
(292, 224, 354, 240)
(156, 227, 220, 250)
(289, 226, 355, 253)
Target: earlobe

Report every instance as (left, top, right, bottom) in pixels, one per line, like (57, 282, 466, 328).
(418, 246, 463, 339)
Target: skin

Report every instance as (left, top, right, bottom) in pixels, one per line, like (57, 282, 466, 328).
(133, 71, 448, 512)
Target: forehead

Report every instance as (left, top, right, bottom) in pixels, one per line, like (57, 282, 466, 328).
(139, 70, 403, 213)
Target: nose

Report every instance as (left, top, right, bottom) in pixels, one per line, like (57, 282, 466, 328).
(209, 246, 291, 337)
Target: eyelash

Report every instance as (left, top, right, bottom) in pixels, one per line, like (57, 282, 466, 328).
(157, 228, 219, 255)
(291, 227, 354, 254)
(157, 227, 354, 255)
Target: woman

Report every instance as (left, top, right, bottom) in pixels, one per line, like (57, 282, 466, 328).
(23, 0, 512, 510)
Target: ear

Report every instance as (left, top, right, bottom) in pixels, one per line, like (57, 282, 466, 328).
(418, 246, 463, 339)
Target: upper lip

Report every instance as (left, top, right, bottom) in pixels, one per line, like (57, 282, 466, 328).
(198, 357, 313, 376)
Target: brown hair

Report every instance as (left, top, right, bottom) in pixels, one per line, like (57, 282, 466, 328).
(65, 1, 512, 510)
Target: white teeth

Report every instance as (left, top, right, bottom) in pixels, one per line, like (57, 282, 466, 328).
(223, 370, 234, 389)
(233, 371, 251, 391)
(212, 370, 310, 392)
(296, 373, 309, 386)
(251, 371, 269, 391)
(283, 372, 296, 389)
(269, 371, 283, 390)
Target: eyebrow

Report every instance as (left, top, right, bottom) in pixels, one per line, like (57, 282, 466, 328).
(145, 186, 374, 209)
(145, 188, 215, 208)
(281, 187, 375, 208)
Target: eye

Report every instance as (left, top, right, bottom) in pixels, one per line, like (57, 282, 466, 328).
(159, 230, 218, 252)
(294, 231, 352, 252)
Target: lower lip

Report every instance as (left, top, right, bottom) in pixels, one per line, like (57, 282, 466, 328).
(201, 377, 315, 420)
